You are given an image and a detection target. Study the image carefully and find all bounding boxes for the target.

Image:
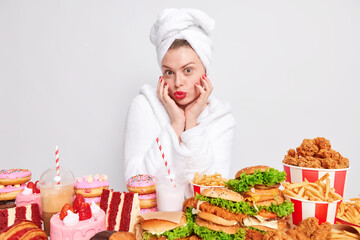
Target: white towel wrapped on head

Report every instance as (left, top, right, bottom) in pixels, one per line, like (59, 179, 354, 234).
(150, 8, 215, 74)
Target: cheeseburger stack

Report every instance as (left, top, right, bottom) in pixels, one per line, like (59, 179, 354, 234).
(225, 165, 294, 231)
(192, 188, 247, 240)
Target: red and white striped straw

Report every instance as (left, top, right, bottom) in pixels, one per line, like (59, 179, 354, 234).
(55, 146, 60, 185)
(156, 137, 176, 187)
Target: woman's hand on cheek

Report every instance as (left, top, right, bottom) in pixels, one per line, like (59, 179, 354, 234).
(157, 76, 185, 139)
(184, 74, 213, 130)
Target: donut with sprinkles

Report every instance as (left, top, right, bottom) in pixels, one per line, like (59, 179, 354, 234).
(0, 169, 31, 201)
(126, 174, 156, 194)
(0, 169, 31, 185)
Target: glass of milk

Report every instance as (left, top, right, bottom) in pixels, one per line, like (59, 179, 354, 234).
(155, 175, 186, 212)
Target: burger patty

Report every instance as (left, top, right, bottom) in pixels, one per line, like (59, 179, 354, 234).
(199, 202, 247, 222)
(254, 183, 280, 189)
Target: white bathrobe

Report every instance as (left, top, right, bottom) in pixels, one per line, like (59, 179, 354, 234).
(123, 84, 236, 187)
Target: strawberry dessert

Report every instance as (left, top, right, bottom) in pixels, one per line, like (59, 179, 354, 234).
(50, 194, 106, 240)
(15, 181, 42, 214)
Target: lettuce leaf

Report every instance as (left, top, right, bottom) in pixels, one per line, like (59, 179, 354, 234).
(195, 194, 294, 218)
(142, 208, 194, 240)
(193, 224, 246, 240)
(225, 168, 286, 193)
(248, 226, 266, 235)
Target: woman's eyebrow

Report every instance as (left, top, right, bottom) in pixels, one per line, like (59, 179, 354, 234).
(181, 62, 195, 68)
(162, 62, 195, 70)
(162, 64, 172, 69)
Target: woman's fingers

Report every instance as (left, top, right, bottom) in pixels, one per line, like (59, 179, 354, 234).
(202, 75, 213, 95)
(157, 76, 166, 103)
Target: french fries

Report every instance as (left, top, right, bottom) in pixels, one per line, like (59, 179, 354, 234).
(191, 172, 227, 186)
(331, 229, 360, 239)
(283, 173, 343, 202)
(337, 197, 360, 226)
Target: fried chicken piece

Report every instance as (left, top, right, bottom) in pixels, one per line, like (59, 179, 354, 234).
(298, 156, 323, 169)
(199, 202, 247, 222)
(245, 229, 265, 240)
(293, 217, 331, 239)
(337, 157, 349, 168)
(287, 149, 297, 158)
(283, 155, 300, 166)
(263, 230, 294, 240)
(293, 217, 319, 238)
(321, 158, 338, 169)
(286, 229, 310, 240)
(296, 139, 319, 157)
(314, 137, 331, 150)
(183, 197, 197, 212)
(311, 221, 331, 240)
(283, 149, 301, 166)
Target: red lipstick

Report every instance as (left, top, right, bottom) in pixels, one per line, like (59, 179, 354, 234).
(174, 91, 187, 99)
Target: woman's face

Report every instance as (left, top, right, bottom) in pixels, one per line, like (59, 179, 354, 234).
(161, 46, 206, 107)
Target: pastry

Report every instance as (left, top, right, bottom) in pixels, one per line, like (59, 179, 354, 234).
(50, 196, 106, 240)
(15, 181, 42, 214)
(0, 203, 41, 231)
(126, 174, 155, 194)
(99, 189, 140, 233)
(0, 220, 47, 239)
(75, 174, 109, 198)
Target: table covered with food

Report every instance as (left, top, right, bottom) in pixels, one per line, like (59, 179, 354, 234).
(0, 137, 359, 240)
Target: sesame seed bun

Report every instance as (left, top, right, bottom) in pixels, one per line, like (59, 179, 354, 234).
(141, 214, 186, 232)
(235, 165, 270, 179)
(201, 188, 244, 202)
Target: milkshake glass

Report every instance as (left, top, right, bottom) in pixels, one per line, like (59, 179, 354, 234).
(39, 167, 74, 236)
(155, 176, 186, 212)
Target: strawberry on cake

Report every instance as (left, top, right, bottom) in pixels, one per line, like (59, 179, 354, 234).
(50, 194, 106, 240)
(15, 181, 42, 215)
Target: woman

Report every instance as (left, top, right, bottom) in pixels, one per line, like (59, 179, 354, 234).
(123, 8, 236, 186)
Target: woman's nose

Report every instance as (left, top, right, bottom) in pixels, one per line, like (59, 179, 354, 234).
(175, 74, 184, 87)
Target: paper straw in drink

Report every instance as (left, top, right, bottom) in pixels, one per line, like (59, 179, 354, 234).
(156, 137, 176, 187)
(55, 146, 60, 185)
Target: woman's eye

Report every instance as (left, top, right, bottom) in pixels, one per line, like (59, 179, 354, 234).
(165, 70, 173, 75)
(185, 68, 192, 73)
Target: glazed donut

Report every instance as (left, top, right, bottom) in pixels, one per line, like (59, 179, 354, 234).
(0, 184, 26, 201)
(138, 193, 157, 209)
(140, 206, 157, 215)
(126, 174, 155, 194)
(0, 169, 31, 185)
(74, 174, 109, 198)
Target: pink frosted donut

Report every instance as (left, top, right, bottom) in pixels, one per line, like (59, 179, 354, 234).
(126, 174, 155, 194)
(140, 207, 157, 214)
(0, 169, 31, 185)
(74, 174, 109, 198)
(0, 183, 26, 201)
(139, 193, 157, 209)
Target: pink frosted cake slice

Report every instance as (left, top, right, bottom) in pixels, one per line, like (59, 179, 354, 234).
(50, 208, 106, 240)
(99, 189, 140, 233)
(15, 188, 42, 214)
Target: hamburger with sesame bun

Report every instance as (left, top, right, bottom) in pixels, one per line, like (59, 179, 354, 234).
(141, 211, 195, 240)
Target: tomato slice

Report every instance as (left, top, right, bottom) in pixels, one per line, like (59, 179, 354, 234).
(258, 210, 278, 219)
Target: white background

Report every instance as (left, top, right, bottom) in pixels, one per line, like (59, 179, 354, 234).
(1, 1, 359, 199)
